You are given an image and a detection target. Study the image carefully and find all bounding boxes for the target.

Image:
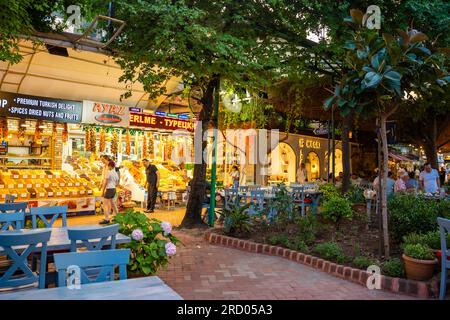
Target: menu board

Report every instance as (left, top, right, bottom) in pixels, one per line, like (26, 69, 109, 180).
(129, 112, 195, 132)
(0, 91, 82, 123)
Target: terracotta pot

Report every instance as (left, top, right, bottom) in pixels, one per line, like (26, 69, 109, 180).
(402, 254, 438, 281)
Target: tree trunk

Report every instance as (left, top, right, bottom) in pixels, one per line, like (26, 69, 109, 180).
(379, 113, 390, 258)
(181, 77, 219, 228)
(423, 115, 438, 169)
(341, 117, 351, 193)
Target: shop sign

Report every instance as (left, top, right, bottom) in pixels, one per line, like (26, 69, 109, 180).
(129, 112, 195, 133)
(0, 141, 7, 155)
(129, 107, 141, 113)
(0, 91, 82, 123)
(313, 127, 328, 135)
(299, 138, 321, 149)
(82, 101, 130, 127)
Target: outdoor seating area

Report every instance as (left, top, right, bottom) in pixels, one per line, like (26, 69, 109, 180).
(0, 202, 182, 300)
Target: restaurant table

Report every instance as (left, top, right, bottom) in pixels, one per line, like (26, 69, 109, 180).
(0, 226, 131, 287)
(0, 276, 183, 300)
(0, 226, 131, 254)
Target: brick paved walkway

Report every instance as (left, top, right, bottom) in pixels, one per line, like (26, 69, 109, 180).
(157, 230, 417, 300)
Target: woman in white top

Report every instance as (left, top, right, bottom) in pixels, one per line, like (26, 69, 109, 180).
(230, 165, 240, 189)
(100, 160, 120, 225)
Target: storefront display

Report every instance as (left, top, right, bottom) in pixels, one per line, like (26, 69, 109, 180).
(0, 169, 95, 216)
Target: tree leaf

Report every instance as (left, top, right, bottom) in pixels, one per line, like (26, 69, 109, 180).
(323, 96, 335, 110)
(344, 40, 356, 50)
(410, 32, 429, 44)
(364, 71, 383, 88)
(383, 70, 401, 83)
(350, 9, 364, 25)
(357, 49, 368, 59)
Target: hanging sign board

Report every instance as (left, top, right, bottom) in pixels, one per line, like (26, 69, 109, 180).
(129, 112, 195, 133)
(0, 91, 82, 123)
(82, 101, 130, 127)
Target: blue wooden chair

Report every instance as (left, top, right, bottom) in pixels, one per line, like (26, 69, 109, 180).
(29, 205, 68, 229)
(291, 186, 313, 217)
(0, 202, 28, 214)
(54, 249, 131, 286)
(68, 224, 119, 252)
(438, 217, 450, 300)
(248, 190, 265, 215)
(0, 229, 51, 289)
(224, 188, 239, 210)
(0, 211, 25, 231)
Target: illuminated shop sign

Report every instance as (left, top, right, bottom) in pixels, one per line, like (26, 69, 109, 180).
(0, 91, 82, 123)
(129, 112, 195, 133)
(299, 138, 321, 149)
(82, 101, 130, 127)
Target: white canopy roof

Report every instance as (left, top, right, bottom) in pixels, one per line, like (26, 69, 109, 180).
(0, 39, 181, 111)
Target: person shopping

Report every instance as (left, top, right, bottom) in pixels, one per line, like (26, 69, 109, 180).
(100, 160, 120, 225)
(143, 159, 160, 213)
(230, 165, 240, 189)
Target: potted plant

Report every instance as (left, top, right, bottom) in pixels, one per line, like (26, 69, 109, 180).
(402, 243, 438, 281)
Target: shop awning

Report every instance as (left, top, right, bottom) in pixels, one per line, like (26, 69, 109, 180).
(388, 152, 411, 161)
(0, 39, 182, 111)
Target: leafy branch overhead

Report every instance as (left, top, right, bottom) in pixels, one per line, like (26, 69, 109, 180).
(323, 9, 449, 118)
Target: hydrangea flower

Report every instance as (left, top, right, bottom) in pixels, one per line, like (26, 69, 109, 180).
(165, 242, 176, 256)
(161, 221, 172, 235)
(131, 229, 144, 241)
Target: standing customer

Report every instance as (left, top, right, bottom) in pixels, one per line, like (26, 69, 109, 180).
(100, 160, 120, 225)
(296, 163, 308, 184)
(143, 159, 160, 213)
(419, 162, 440, 194)
(230, 165, 240, 189)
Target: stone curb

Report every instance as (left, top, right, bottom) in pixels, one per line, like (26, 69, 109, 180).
(204, 231, 440, 299)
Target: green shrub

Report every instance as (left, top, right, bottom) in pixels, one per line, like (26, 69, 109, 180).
(388, 193, 450, 241)
(319, 183, 340, 202)
(403, 243, 435, 260)
(345, 185, 365, 204)
(268, 234, 289, 247)
(382, 258, 405, 278)
(287, 237, 310, 253)
(321, 195, 353, 229)
(294, 214, 318, 245)
(113, 209, 179, 276)
(314, 242, 346, 263)
(270, 184, 295, 223)
(402, 230, 450, 250)
(352, 256, 376, 269)
(220, 202, 253, 236)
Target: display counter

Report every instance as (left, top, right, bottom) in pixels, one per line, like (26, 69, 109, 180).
(0, 169, 96, 216)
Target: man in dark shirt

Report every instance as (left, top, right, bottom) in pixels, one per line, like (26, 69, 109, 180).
(142, 159, 160, 213)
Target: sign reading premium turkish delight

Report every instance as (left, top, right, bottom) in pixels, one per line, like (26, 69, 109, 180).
(129, 112, 195, 132)
(0, 91, 82, 123)
(82, 100, 130, 127)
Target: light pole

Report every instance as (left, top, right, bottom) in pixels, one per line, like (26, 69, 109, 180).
(208, 79, 220, 226)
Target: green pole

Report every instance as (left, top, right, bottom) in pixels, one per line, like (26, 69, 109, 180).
(209, 78, 220, 226)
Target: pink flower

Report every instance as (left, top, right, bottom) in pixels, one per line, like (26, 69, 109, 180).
(165, 242, 176, 256)
(161, 221, 172, 235)
(131, 229, 144, 241)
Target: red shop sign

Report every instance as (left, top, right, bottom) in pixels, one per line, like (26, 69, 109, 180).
(129, 113, 195, 132)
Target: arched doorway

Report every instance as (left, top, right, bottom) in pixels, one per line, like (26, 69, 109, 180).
(324, 148, 343, 178)
(306, 152, 320, 181)
(269, 142, 296, 184)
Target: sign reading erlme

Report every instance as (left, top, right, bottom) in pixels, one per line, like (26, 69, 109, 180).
(0, 91, 82, 123)
(82, 100, 130, 127)
(129, 112, 195, 132)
